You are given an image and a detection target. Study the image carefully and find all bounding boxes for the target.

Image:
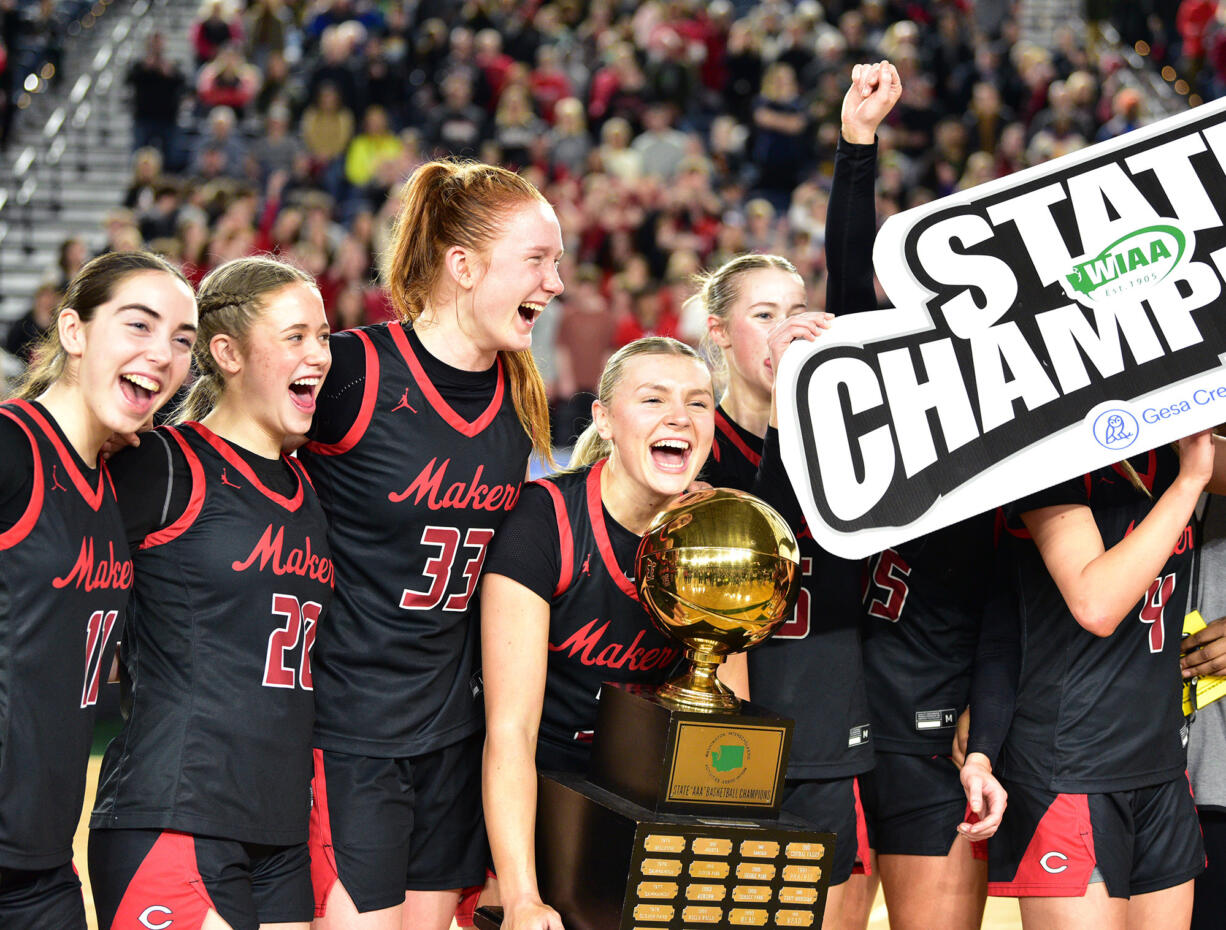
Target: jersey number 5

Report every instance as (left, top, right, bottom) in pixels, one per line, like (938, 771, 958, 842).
(400, 525, 495, 613)
(82, 609, 119, 708)
(1139, 572, 1175, 654)
(864, 548, 912, 623)
(264, 593, 322, 690)
(774, 557, 814, 639)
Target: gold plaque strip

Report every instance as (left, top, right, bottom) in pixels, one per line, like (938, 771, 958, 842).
(785, 842, 826, 860)
(636, 881, 679, 900)
(775, 910, 815, 927)
(779, 886, 819, 906)
(740, 840, 781, 859)
(732, 885, 773, 903)
(729, 908, 770, 926)
(641, 858, 683, 877)
(736, 863, 776, 881)
(782, 865, 821, 883)
(681, 905, 723, 923)
(633, 904, 675, 922)
(690, 860, 731, 880)
(685, 884, 727, 902)
(644, 835, 687, 854)
(692, 837, 733, 857)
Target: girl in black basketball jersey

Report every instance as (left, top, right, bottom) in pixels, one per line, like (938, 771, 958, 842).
(88, 256, 333, 930)
(692, 63, 903, 930)
(967, 434, 1226, 929)
(0, 251, 197, 929)
(481, 336, 715, 930)
(297, 161, 562, 930)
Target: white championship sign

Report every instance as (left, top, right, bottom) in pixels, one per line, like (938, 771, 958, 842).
(777, 97, 1226, 560)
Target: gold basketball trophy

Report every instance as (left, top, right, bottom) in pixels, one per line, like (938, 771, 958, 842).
(477, 489, 836, 930)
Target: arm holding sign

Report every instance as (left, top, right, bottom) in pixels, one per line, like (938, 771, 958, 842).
(1023, 432, 1216, 638)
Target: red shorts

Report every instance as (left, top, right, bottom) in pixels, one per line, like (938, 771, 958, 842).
(989, 775, 1204, 898)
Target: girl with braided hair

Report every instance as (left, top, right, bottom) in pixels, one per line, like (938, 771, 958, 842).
(0, 251, 196, 928)
(87, 255, 334, 930)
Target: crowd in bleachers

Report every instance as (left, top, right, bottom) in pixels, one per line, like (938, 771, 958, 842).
(0, 0, 1213, 441)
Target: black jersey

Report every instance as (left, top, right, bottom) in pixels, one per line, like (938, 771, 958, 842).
(485, 460, 681, 773)
(0, 399, 131, 868)
(1001, 446, 1194, 793)
(299, 323, 531, 756)
(90, 423, 333, 845)
(859, 513, 996, 753)
(702, 415, 872, 779)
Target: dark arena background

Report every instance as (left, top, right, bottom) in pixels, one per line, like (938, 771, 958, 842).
(0, 0, 1211, 926)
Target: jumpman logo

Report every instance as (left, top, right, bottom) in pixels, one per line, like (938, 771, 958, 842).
(220, 468, 242, 490)
(581, 554, 591, 575)
(50, 465, 68, 493)
(391, 388, 417, 414)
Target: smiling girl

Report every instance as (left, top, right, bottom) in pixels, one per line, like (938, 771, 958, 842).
(87, 255, 334, 930)
(298, 160, 563, 930)
(481, 337, 715, 930)
(0, 251, 197, 928)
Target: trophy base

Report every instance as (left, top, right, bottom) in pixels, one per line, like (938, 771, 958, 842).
(534, 772, 836, 930)
(590, 684, 792, 817)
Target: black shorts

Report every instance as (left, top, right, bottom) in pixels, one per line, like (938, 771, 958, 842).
(88, 829, 312, 930)
(0, 861, 85, 930)
(779, 776, 868, 886)
(860, 752, 986, 858)
(309, 732, 486, 916)
(989, 776, 1205, 898)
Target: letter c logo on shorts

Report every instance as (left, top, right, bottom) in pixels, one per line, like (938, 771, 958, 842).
(139, 905, 173, 929)
(1040, 851, 1069, 874)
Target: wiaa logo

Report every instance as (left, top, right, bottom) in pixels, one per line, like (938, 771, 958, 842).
(1062, 224, 1192, 306)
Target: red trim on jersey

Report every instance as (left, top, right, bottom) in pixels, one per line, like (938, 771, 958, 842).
(110, 831, 218, 928)
(8, 398, 106, 510)
(304, 327, 379, 456)
(389, 322, 506, 437)
(309, 748, 340, 918)
(1111, 449, 1157, 491)
(185, 422, 305, 511)
(988, 792, 1095, 897)
(536, 478, 574, 598)
(140, 428, 206, 550)
(587, 459, 639, 601)
(289, 454, 316, 491)
(1084, 472, 1093, 500)
(715, 409, 762, 467)
(0, 406, 44, 550)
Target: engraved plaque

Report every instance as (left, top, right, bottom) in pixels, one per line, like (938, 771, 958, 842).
(641, 858, 683, 877)
(784, 842, 825, 860)
(633, 904, 675, 922)
(689, 860, 732, 880)
(685, 884, 727, 902)
(736, 863, 777, 882)
(774, 910, 815, 927)
(692, 838, 734, 857)
(681, 905, 723, 924)
(778, 887, 819, 906)
(636, 882, 679, 900)
(781, 865, 821, 884)
(729, 908, 770, 926)
(732, 886, 773, 903)
(739, 840, 781, 859)
(644, 835, 688, 854)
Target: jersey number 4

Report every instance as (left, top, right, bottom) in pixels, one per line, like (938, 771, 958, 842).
(400, 525, 495, 612)
(1139, 572, 1176, 654)
(264, 593, 322, 690)
(81, 609, 119, 708)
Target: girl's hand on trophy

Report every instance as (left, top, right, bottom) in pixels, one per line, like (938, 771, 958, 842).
(765, 311, 835, 375)
(958, 752, 1006, 840)
(505, 897, 566, 930)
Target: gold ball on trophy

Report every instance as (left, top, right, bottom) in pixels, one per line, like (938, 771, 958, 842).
(636, 488, 801, 713)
